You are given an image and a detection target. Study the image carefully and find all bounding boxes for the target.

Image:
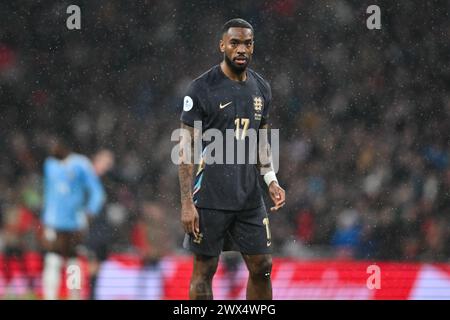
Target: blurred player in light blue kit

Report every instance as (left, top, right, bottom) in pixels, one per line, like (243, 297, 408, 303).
(41, 135, 105, 300)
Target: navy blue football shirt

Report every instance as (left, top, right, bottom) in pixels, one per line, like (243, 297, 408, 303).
(180, 65, 272, 211)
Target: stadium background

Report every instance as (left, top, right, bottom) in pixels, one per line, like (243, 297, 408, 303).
(0, 0, 449, 299)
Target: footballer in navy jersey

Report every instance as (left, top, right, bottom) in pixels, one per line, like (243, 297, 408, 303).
(178, 18, 285, 300)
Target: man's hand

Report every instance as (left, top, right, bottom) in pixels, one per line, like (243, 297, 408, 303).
(268, 181, 285, 212)
(181, 201, 200, 239)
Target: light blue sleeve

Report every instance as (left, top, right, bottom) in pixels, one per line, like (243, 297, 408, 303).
(81, 158, 106, 216)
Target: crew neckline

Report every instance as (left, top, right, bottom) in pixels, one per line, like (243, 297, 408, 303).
(218, 64, 249, 85)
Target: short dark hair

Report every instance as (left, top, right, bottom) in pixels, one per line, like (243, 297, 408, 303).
(222, 18, 254, 35)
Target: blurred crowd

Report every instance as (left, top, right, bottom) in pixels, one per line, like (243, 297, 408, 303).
(0, 0, 449, 271)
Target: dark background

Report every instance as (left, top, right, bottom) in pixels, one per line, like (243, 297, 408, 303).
(0, 0, 449, 264)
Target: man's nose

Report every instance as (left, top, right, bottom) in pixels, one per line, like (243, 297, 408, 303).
(237, 44, 246, 54)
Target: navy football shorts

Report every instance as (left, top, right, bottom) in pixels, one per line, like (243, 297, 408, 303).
(183, 205, 272, 257)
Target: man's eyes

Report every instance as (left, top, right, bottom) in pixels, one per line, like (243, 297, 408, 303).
(230, 41, 252, 46)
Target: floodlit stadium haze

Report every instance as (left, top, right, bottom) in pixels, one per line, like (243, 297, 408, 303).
(0, 1, 449, 300)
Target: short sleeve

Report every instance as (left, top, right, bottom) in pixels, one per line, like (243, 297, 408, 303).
(180, 81, 206, 127)
(260, 82, 272, 127)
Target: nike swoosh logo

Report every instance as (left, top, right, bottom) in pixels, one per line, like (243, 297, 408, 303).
(219, 101, 232, 109)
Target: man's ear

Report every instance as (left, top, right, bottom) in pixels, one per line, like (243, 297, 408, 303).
(219, 39, 225, 53)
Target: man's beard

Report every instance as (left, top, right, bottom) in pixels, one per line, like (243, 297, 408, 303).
(224, 54, 249, 75)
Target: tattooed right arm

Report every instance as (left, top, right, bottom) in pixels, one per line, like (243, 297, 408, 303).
(178, 122, 200, 237)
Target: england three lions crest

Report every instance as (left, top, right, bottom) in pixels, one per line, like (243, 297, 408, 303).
(253, 96, 263, 112)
